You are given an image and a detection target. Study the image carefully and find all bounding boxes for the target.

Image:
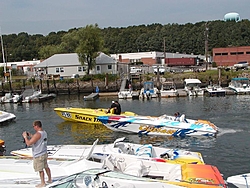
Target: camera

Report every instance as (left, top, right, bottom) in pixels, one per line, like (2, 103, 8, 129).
(26, 132, 29, 137)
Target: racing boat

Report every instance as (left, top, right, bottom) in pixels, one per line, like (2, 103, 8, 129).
(9, 139, 226, 188)
(54, 107, 137, 125)
(11, 137, 204, 165)
(227, 173, 250, 188)
(97, 114, 218, 137)
(0, 110, 16, 124)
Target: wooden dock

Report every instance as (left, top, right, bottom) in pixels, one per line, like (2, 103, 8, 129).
(83, 93, 99, 101)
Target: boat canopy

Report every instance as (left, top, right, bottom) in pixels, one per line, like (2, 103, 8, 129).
(231, 77, 249, 81)
(184, 79, 201, 84)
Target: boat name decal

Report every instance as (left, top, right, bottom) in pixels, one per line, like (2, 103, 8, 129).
(61, 112, 72, 118)
(188, 177, 215, 184)
(139, 125, 176, 134)
(75, 115, 99, 122)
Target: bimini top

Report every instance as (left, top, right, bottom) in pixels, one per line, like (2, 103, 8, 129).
(184, 79, 201, 84)
(231, 77, 249, 81)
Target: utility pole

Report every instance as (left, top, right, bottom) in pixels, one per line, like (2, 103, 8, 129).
(163, 37, 166, 66)
(0, 27, 7, 82)
(204, 22, 209, 70)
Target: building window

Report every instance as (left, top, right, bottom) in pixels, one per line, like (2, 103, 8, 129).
(56, 68, 59, 73)
(230, 52, 237, 55)
(78, 67, 82, 72)
(222, 53, 228, 55)
(97, 66, 100, 71)
(108, 65, 112, 69)
(60, 67, 64, 72)
(246, 52, 250, 54)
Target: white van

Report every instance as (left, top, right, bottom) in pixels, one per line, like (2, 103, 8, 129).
(130, 67, 142, 74)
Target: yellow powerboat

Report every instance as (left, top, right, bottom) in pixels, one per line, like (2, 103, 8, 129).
(54, 107, 136, 125)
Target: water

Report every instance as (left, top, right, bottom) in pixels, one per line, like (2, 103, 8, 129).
(1, 94, 250, 182)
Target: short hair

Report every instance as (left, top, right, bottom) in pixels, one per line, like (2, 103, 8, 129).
(33, 120, 42, 128)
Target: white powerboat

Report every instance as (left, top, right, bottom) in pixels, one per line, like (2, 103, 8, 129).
(0, 110, 16, 124)
(0, 93, 22, 103)
(21, 89, 42, 103)
(11, 137, 205, 165)
(140, 81, 159, 99)
(160, 81, 179, 97)
(8, 146, 226, 188)
(205, 85, 226, 97)
(97, 114, 218, 137)
(184, 79, 204, 96)
(228, 77, 250, 94)
(0, 167, 184, 188)
(227, 173, 250, 188)
(118, 89, 140, 99)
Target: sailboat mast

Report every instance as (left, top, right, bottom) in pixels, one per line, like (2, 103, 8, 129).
(0, 28, 7, 82)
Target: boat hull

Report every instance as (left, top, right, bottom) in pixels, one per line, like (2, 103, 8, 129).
(54, 107, 136, 125)
(227, 173, 250, 188)
(98, 115, 218, 137)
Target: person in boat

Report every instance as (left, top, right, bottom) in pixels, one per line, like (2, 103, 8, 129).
(174, 112, 188, 123)
(114, 100, 121, 115)
(107, 101, 117, 114)
(22, 120, 52, 187)
(174, 112, 181, 121)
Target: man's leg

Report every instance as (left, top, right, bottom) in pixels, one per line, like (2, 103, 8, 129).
(45, 167, 52, 183)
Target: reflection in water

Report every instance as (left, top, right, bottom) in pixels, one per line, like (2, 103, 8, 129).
(56, 121, 113, 144)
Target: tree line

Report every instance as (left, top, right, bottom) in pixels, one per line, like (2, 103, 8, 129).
(1, 19, 250, 64)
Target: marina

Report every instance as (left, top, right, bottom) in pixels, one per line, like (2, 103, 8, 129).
(0, 94, 250, 187)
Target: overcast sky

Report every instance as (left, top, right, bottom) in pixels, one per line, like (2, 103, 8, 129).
(0, 0, 249, 35)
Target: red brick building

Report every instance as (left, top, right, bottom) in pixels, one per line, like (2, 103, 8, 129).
(213, 46, 250, 66)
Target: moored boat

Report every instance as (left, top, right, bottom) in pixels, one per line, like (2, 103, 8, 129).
(54, 107, 137, 125)
(97, 114, 218, 137)
(160, 81, 179, 98)
(228, 77, 250, 94)
(184, 79, 204, 96)
(205, 85, 226, 97)
(140, 81, 159, 99)
(227, 173, 250, 188)
(0, 110, 16, 124)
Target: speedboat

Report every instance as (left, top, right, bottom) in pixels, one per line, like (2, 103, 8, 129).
(11, 137, 205, 165)
(54, 107, 137, 125)
(205, 85, 226, 97)
(184, 79, 204, 96)
(228, 77, 250, 94)
(118, 89, 140, 99)
(97, 114, 218, 137)
(0, 93, 22, 103)
(9, 140, 226, 188)
(21, 89, 42, 103)
(0, 110, 16, 124)
(227, 173, 250, 188)
(0, 139, 5, 156)
(160, 81, 179, 97)
(140, 81, 159, 99)
(47, 168, 183, 188)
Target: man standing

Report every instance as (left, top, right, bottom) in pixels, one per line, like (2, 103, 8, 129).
(22, 120, 52, 188)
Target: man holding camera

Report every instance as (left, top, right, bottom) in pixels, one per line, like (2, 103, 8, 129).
(22, 120, 52, 187)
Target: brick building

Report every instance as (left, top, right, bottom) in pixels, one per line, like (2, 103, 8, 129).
(213, 46, 250, 67)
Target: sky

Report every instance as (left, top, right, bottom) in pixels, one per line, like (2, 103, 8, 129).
(0, 0, 249, 36)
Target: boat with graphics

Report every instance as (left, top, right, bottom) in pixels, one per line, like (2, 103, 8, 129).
(54, 107, 136, 125)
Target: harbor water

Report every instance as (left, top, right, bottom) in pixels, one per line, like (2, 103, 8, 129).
(0, 94, 250, 184)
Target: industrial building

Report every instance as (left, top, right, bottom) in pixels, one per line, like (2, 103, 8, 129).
(212, 46, 250, 67)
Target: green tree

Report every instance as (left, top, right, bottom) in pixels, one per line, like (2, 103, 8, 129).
(76, 24, 104, 74)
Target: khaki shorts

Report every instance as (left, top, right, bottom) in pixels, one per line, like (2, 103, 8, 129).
(33, 153, 48, 172)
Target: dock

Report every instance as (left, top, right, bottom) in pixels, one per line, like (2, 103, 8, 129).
(83, 93, 99, 101)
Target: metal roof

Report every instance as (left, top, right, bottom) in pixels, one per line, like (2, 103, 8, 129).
(35, 53, 80, 68)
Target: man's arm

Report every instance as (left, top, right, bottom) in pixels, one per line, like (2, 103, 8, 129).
(22, 131, 41, 146)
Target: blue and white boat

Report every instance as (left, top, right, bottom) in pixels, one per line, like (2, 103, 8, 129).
(97, 114, 218, 138)
(140, 81, 159, 99)
(228, 77, 250, 94)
